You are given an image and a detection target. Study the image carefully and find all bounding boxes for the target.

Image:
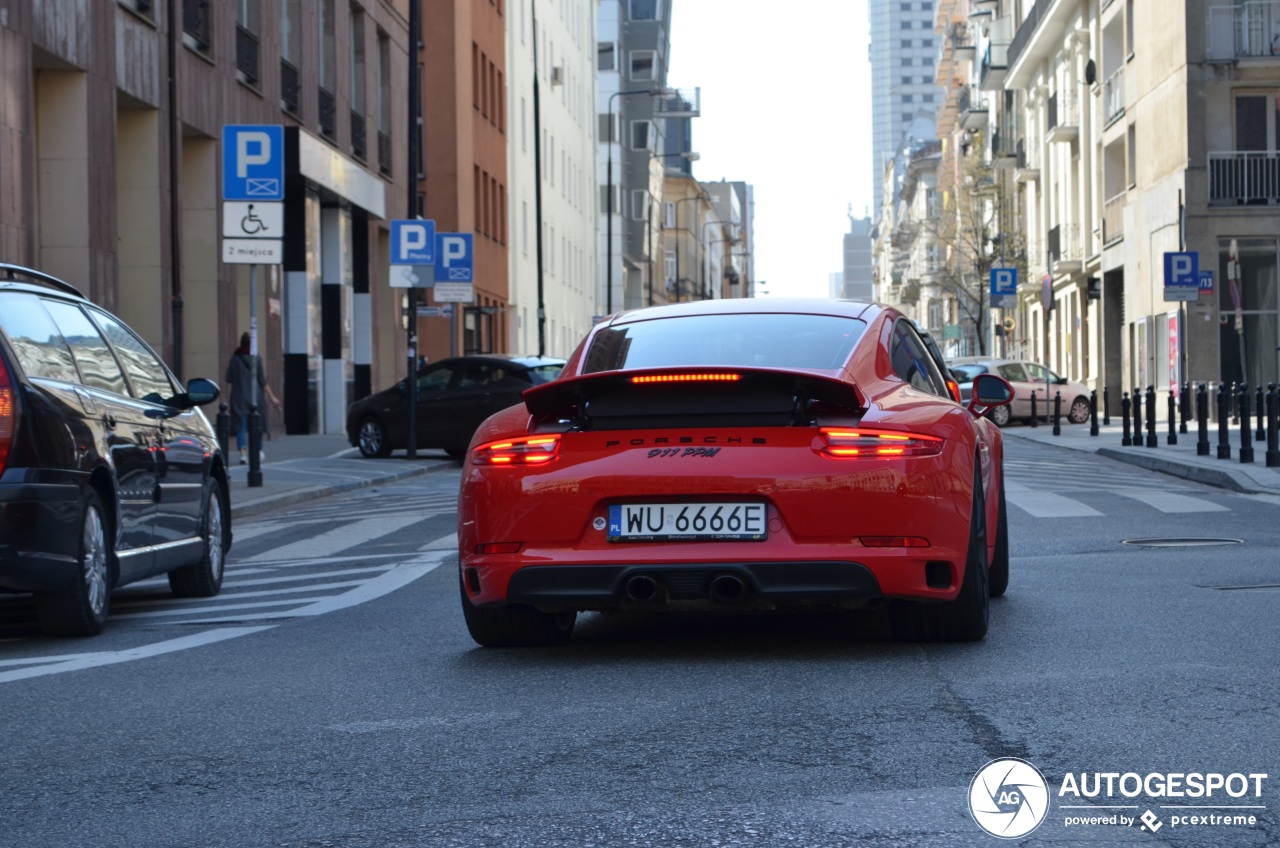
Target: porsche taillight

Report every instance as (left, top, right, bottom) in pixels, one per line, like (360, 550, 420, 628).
(0, 356, 13, 474)
(472, 434, 561, 465)
(818, 427, 943, 459)
(630, 372, 742, 384)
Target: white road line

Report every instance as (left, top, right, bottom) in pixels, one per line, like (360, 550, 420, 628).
(230, 552, 412, 569)
(420, 532, 457, 551)
(1004, 481, 1103, 518)
(243, 515, 423, 563)
(220, 565, 396, 587)
(112, 598, 321, 619)
(0, 627, 274, 684)
(1112, 489, 1230, 513)
(157, 558, 443, 624)
(113, 579, 370, 609)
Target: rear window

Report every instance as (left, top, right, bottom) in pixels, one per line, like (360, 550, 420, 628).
(583, 313, 866, 374)
(951, 364, 989, 381)
(528, 363, 564, 384)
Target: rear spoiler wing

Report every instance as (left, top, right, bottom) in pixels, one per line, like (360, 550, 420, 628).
(522, 367, 865, 430)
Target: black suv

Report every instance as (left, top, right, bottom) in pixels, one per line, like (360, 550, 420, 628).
(0, 264, 230, 636)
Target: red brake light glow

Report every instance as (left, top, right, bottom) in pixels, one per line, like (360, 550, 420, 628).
(630, 373, 741, 384)
(472, 434, 561, 465)
(818, 427, 943, 459)
(860, 536, 931, 548)
(946, 379, 961, 404)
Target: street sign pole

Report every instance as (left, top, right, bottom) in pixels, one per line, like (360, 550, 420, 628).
(247, 264, 263, 487)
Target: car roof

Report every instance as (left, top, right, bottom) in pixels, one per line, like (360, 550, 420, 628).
(602, 297, 884, 326)
(0, 263, 87, 300)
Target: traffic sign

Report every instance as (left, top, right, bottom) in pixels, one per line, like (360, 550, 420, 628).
(1163, 251, 1199, 302)
(390, 219, 437, 265)
(434, 233, 474, 282)
(433, 282, 475, 302)
(990, 267, 1017, 309)
(223, 201, 283, 239)
(222, 125, 284, 201)
(223, 239, 283, 265)
(1041, 273, 1054, 312)
(389, 266, 435, 288)
(416, 305, 454, 318)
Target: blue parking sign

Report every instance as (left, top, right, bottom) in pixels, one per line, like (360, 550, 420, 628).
(390, 219, 437, 265)
(1163, 251, 1199, 302)
(434, 233, 474, 282)
(222, 125, 284, 201)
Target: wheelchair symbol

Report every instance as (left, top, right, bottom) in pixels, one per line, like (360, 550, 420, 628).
(240, 204, 268, 235)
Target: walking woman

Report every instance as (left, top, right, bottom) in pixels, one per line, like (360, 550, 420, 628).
(226, 332, 282, 464)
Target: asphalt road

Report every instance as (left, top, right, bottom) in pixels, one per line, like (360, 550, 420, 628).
(1, 439, 1277, 847)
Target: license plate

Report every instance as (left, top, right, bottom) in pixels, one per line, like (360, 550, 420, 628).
(607, 502, 767, 542)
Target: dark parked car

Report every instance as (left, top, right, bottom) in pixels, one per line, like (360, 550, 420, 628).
(0, 263, 229, 637)
(347, 354, 566, 459)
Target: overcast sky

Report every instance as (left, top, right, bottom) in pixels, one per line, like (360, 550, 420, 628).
(667, 1, 873, 299)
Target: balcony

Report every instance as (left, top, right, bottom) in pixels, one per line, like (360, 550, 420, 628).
(351, 111, 367, 161)
(281, 59, 300, 114)
(1209, 151, 1280, 205)
(960, 87, 989, 132)
(235, 25, 259, 85)
(1208, 1, 1280, 61)
(1007, 0, 1076, 89)
(319, 87, 336, 139)
(1103, 67, 1124, 126)
(654, 87, 700, 118)
(1046, 90, 1079, 144)
(1103, 193, 1125, 245)
(1047, 222, 1083, 274)
(980, 41, 1009, 91)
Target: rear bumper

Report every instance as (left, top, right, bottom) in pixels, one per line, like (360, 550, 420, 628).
(0, 481, 83, 592)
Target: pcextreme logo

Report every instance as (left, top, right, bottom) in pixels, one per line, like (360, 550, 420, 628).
(969, 760, 1270, 838)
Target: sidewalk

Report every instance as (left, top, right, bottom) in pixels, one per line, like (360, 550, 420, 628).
(1002, 414, 1280, 496)
(223, 433, 456, 520)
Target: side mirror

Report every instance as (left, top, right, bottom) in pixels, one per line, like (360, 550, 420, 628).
(968, 373, 1013, 418)
(165, 378, 220, 410)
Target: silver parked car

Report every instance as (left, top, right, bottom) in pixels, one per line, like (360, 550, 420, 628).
(950, 357, 1091, 427)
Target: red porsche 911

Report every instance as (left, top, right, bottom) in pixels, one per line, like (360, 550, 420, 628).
(457, 299, 1014, 647)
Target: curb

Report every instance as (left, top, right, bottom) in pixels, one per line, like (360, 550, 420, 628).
(228, 459, 457, 521)
(1096, 448, 1255, 494)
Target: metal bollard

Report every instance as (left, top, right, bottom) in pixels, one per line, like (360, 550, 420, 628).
(1197, 383, 1210, 456)
(1053, 391, 1062, 436)
(215, 402, 231, 462)
(1030, 392, 1038, 428)
(248, 403, 264, 487)
(1257, 384, 1267, 442)
(1145, 385, 1157, 447)
(1102, 386, 1111, 426)
(1230, 381, 1239, 424)
(1121, 393, 1132, 446)
(1090, 389, 1099, 437)
(1167, 391, 1177, 445)
(1266, 384, 1279, 465)
(1132, 387, 1143, 448)
(1180, 381, 1190, 434)
(1217, 386, 1232, 460)
(1239, 384, 1254, 464)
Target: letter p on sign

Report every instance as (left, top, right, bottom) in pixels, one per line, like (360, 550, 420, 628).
(237, 132, 272, 178)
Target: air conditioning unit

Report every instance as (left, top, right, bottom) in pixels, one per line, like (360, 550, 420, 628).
(550, 66, 564, 86)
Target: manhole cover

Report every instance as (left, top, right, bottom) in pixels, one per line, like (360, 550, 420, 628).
(1121, 538, 1244, 548)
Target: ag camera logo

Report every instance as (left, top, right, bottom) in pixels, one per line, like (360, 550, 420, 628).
(969, 758, 1050, 838)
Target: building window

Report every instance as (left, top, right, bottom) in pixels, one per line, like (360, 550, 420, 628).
(376, 30, 390, 175)
(631, 189, 648, 220)
(923, 93, 934, 103)
(922, 38, 933, 48)
(630, 50, 656, 81)
(901, 39, 912, 48)
(901, 57, 913, 66)
(630, 0, 657, 20)
(598, 42, 616, 71)
(665, 251, 677, 286)
(631, 120, 653, 150)
(183, 0, 212, 52)
(350, 6, 366, 160)
(902, 112, 913, 123)
(472, 43, 480, 109)
(598, 112, 618, 143)
(664, 202, 676, 228)
(901, 76, 912, 85)
(901, 95, 913, 103)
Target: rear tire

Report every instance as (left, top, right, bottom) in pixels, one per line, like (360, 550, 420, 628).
(889, 463, 990, 642)
(989, 467, 1009, 598)
(34, 490, 112, 637)
(460, 577, 575, 647)
(169, 479, 228, 598)
(358, 416, 392, 458)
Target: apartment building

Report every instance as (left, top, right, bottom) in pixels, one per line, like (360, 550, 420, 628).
(0, 0, 411, 435)
(870, 0, 944, 220)
(843, 214, 874, 301)
(506, 0, 598, 357)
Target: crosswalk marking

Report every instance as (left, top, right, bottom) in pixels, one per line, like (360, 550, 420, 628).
(1112, 489, 1230, 513)
(1004, 481, 1103, 518)
(243, 515, 423, 562)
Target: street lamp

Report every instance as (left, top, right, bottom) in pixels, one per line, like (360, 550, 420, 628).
(605, 86, 673, 315)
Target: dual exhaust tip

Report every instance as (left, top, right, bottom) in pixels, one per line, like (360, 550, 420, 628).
(622, 572, 749, 604)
